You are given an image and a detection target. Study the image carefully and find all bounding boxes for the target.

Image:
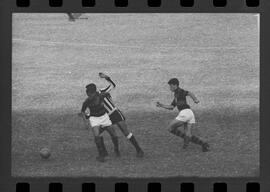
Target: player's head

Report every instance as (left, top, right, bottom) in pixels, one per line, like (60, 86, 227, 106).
(85, 83, 97, 99)
(168, 78, 179, 92)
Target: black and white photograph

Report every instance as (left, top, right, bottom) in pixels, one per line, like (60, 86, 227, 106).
(12, 13, 259, 177)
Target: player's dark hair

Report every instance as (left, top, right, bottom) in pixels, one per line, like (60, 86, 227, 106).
(168, 78, 179, 86)
(85, 83, 97, 93)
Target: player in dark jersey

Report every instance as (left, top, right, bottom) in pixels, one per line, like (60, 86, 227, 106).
(79, 83, 119, 162)
(93, 73, 144, 158)
(156, 78, 210, 152)
(83, 82, 121, 157)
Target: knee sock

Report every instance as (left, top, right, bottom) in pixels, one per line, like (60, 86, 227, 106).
(127, 133, 142, 152)
(183, 135, 191, 144)
(111, 136, 120, 153)
(170, 128, 185, 139)
(94, 136, 107, 157)
(100, 137, 108, 156)
(190, 135, 206, 146)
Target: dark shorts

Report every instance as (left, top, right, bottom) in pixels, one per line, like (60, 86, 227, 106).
(109, 110, 125, 125)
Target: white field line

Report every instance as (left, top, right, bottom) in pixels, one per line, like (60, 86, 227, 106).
(12, 38, 258, 50)
(12, 38, 142, 49)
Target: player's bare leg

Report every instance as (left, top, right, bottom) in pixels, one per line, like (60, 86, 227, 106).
(103, 126, 121, 157)
(97, 127, 109, 157)
(116, 121, 144, 158)
(187, 126, 210, 152)
(190, 136, 210, 152)
(91, 126, 108, 162)
(99, 136, 109, 157)
(167, 119, 193, 149)
(168, 120, 209, 151)
(167, 119, 186, 138)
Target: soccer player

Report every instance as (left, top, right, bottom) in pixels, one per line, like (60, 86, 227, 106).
(97, 72, 144, 158)
(156, 78, 210, 152)
(66, 13, 75, 22)
(66, 13, 84, 21)
(79, 83, 119, 162)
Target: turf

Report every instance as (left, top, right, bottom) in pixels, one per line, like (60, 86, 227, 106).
(12, 13, 259, 177)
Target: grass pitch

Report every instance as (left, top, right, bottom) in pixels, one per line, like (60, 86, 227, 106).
(12, 13, 259, 177)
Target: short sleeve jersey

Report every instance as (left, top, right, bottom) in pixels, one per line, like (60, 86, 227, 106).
(81, 92, 109, 117)
(171, 87, 190, 111)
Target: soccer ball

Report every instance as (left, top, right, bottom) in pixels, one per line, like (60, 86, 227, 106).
(40, 148, 51, 159)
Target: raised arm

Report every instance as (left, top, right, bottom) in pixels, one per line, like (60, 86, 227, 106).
(99, 72, 116, 93)
(187, 91, 199, 104)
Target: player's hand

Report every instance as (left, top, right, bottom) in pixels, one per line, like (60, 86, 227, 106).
(99, 72, 109, 79)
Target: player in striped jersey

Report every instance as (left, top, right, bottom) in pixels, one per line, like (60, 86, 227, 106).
(98, 72, 144, 158)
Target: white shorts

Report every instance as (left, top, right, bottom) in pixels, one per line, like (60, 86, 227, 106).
(89, 113, 112, 127)
(176, 109, 196, 124)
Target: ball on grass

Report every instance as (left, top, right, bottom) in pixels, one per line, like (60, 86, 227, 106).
(40, 148, 51, 159)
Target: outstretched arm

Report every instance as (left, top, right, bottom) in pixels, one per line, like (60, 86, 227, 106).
(156, 102, 175, 110)
(187, 91, 199, 104)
